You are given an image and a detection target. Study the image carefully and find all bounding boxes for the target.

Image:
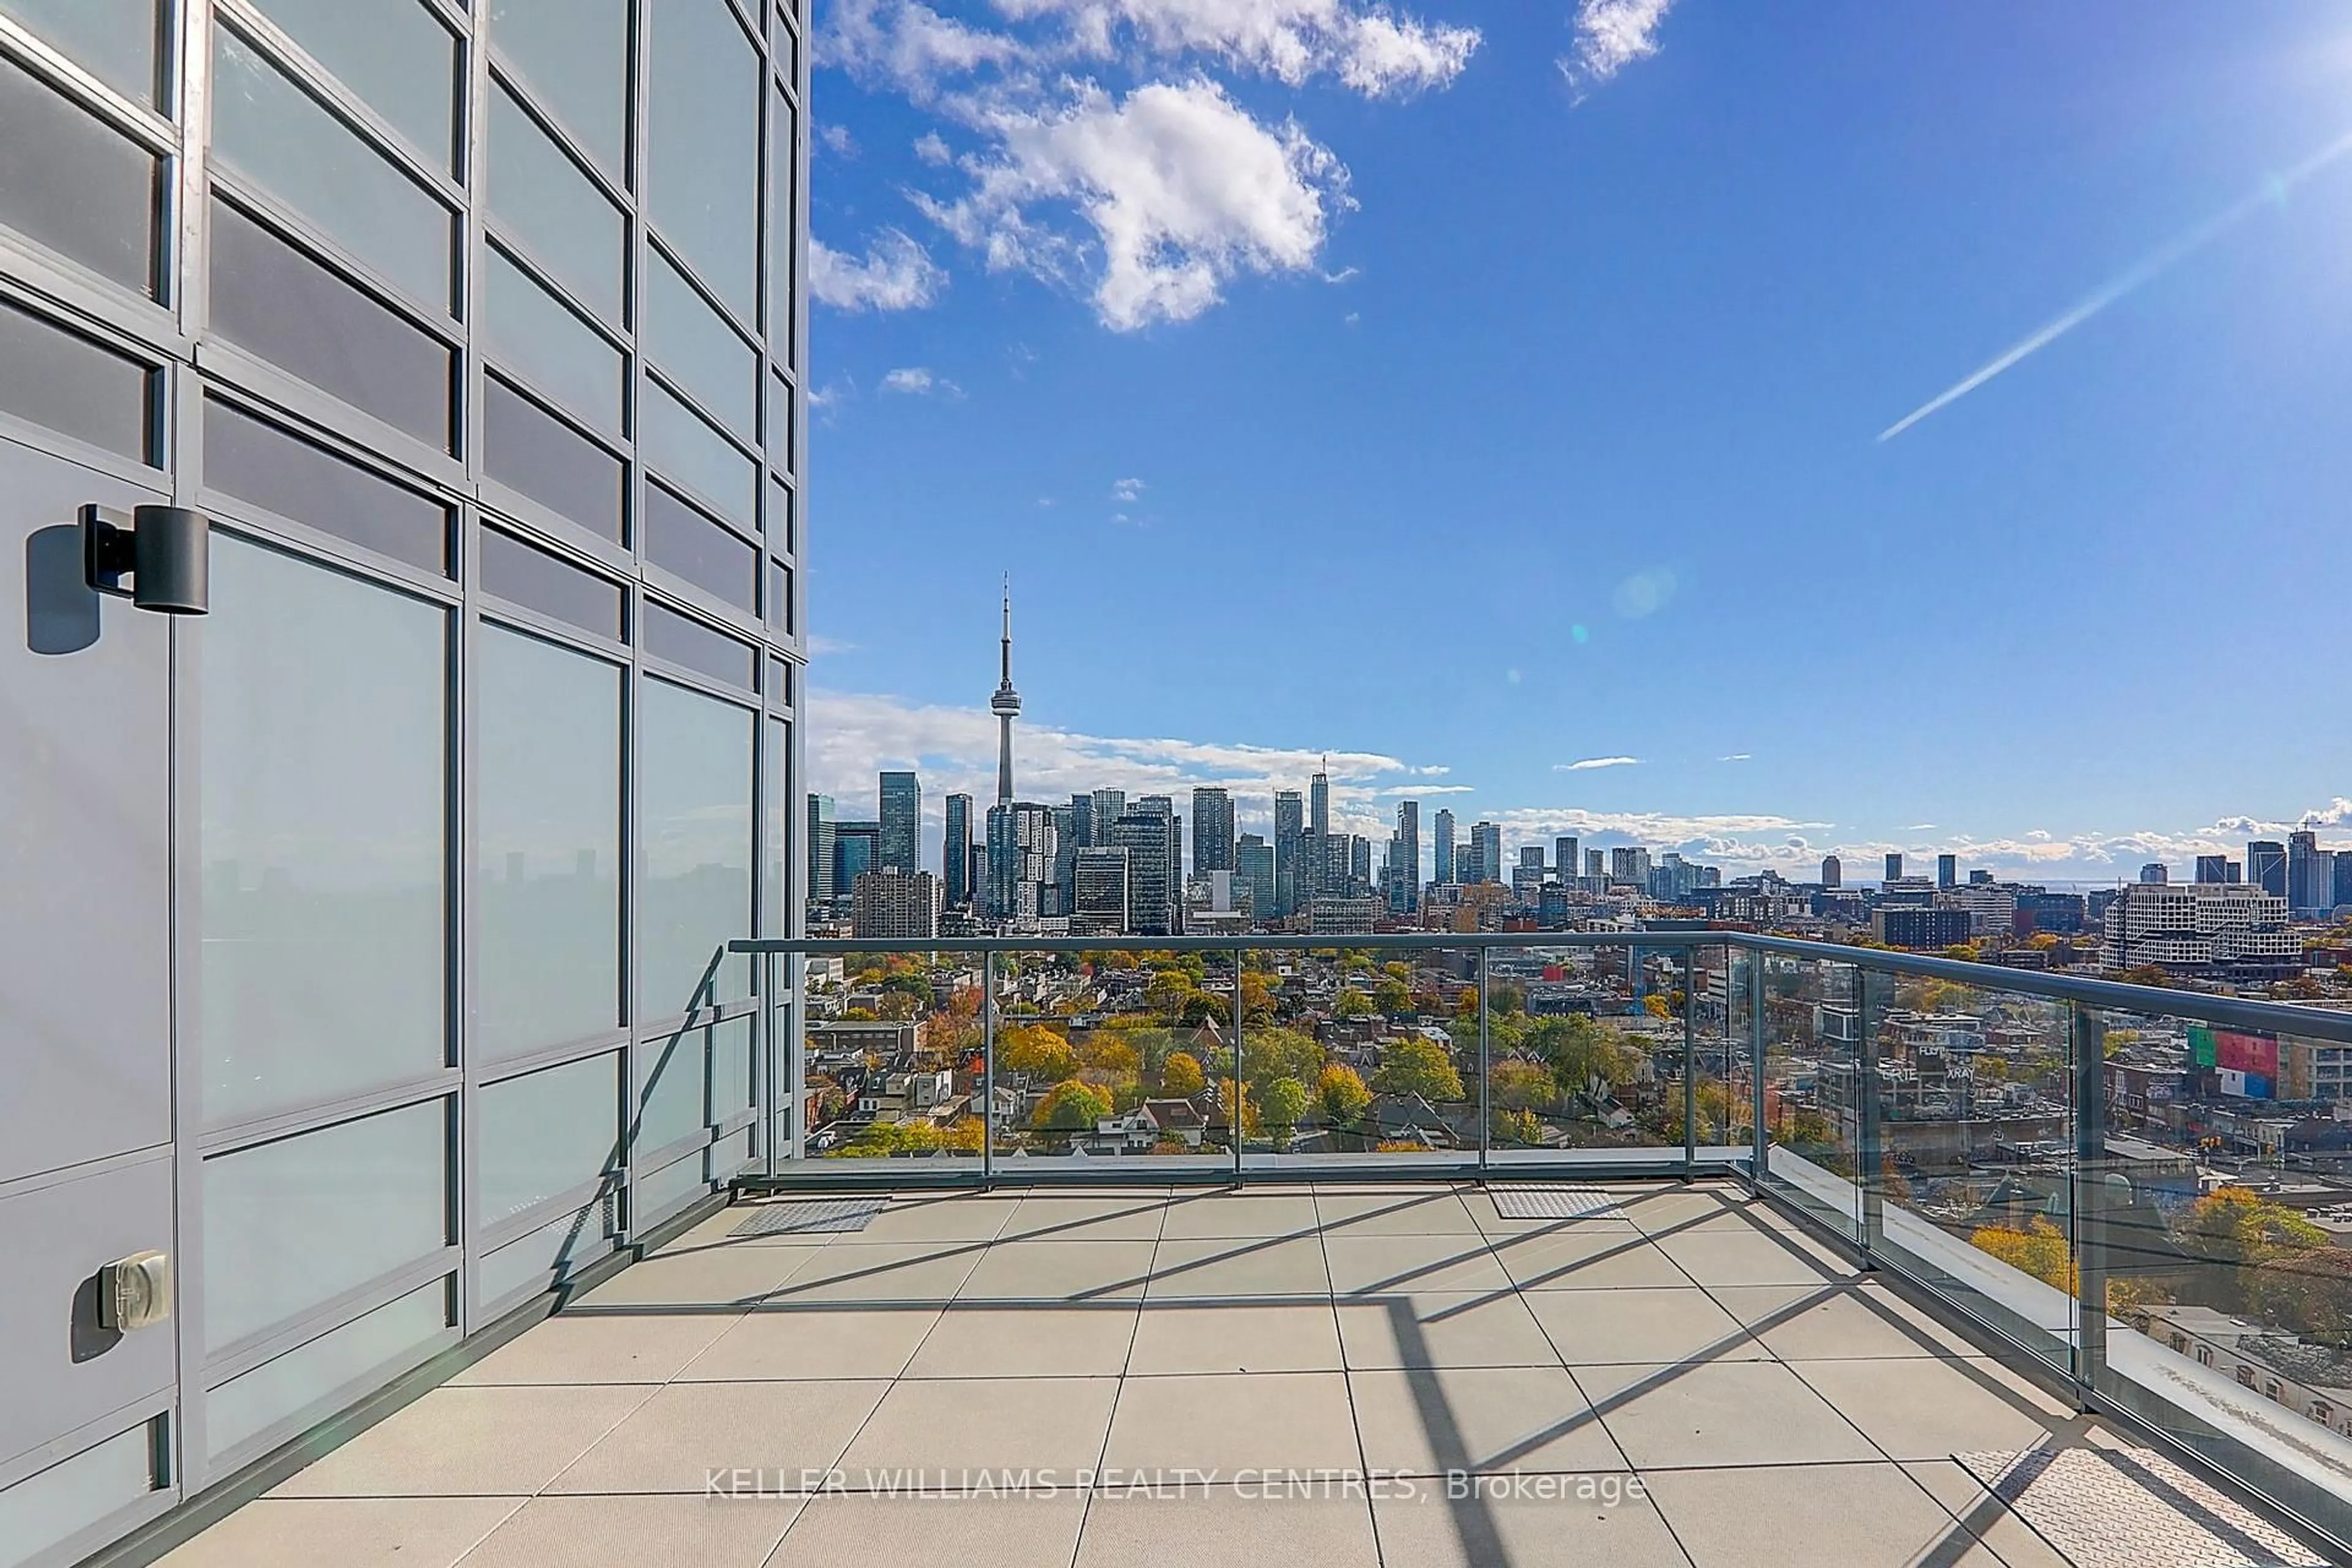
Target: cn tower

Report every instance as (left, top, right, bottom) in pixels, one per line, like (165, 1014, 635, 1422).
(990, 578, 1020, 803)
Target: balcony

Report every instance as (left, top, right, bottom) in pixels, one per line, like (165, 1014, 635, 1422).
(154, 1177, 2326, 1567)
(129, 932, 2352, 1566)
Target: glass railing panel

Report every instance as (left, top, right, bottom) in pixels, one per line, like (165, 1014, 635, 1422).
(800, 943, 982, 1172)
(1482, 942, 1666, 1167)
(2084, 998, 2352, 1542)
(1691, 941, 1747, 1163)
(1756, 952, 1863, 1241)
(1860, 967, 2076, 1374)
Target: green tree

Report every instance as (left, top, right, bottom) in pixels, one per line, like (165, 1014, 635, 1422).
(1160, 1051, 1207, 1098)
(1490, 1057, 1558, 1112)
(1242, 1025, 1325, 1091)
(1259, 1077, 1311, 1142)
(1528, 1016, 1642, 1098)
(1371, 1035, 1464, 1102)
(1033, 1080, 1114, 1129)
(1334, 987, 1377, 1019)
(1319, 1062, 1371, 1125)
(2176, 1188, 2329, 1309)
(2251, 1246, 2352, 1346)
(1371, 976, 1412, 1016)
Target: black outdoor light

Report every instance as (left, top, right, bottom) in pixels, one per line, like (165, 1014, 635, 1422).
(82, 503, 210, 614)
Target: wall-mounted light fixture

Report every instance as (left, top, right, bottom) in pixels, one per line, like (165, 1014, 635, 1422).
(81, 503, 209, 615)
(96, 1251, 172, 1332)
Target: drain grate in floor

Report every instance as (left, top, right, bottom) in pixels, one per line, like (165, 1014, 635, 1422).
(1954, 1446, 2326, 1568)
(1490, 1186, 1623, 1220)
(729, 1198, 888, 1237)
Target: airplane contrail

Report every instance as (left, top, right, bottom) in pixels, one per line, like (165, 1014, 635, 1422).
(1878, 127, 2352, 442)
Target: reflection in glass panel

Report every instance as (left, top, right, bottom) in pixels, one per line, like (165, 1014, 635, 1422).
(643, 600, 755, 689)
(635, 1026, 704, 1154)
(0, 296, 153, 461)
(482, 375, 625, 542)
(0, 51, 157, 293)
(762, 717, 789, 936)
(205, 1278, 450, 1461)
(646, 249, 756, 439)
(648, 0, 760, 317)
(643, 380, 755, 527)
(489, 0, 628, 176)
(768, 478, 794, 552)
(633, 1144, 709, 1219)
(478, 627, 623, 1059)
(208, 197, 455, 450)
(201, 536, 447, 1126)
(765, 371, 792, 470)
(644, 483, 756, 613)
(247, 0, 459, 168)
(202, 1098, 451, 1351)
(638, 677, 753, 1015)
(212, 25, 454, 312)
(480, 1200, 615, 1303)
(204, 399, 451, 575)
(0, 1, 160, 104)
(768, 80, 793, 355)
(764, 558, 790, 631)
(479, 527, 625, 639)
(477, 1054, 620, 1224)
(481, 244, 624, 434)
(712, 1016, 752, 1118)
(488, 85, 625, 322)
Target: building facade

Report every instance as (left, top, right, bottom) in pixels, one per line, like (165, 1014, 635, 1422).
(0, 1, 808, 1558)
(878, 770, 920, 874)
(851, 870, 938, 940)
(943, 791, 974, 908)
(1433, 807, 1457, 886)
(1190, 785, 1235, 874)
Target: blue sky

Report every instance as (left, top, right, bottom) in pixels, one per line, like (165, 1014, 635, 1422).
(801, 0, 2352, 883)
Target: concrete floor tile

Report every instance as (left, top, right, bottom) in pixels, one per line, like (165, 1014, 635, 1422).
(451, 1310, 742, 1387)
(1147, 1236, 1332, 1298)
(1645, 1461, 2009, 1567)
(1101, 1371, 1362, 1474)
(1314, 1191, 1482, 1236)
(1712, 1283, 1981, 1361)
(1158, 1194, 1321, 1240)
(270, 1385, 657, 1497)
(952, 1239, 1156, 1302)
(837, 1376, 1120, 1475)
(1786, 1357, 2074, 1463)
(156, 1498, 524, 1568)
(1488, 1230, 1694, 1291)
(576, 1245, 812, 1309)
(1653, 1227, 1853, 1289)
(455, 1493, 801, 1567)
(1901, 1460, 2076, 1568)
(1321, 1234, 1510, 1295)
(1347, 1366, 1626, 1477)
(853, 1199, 1020, 1244)
(760, 1242, 985, 1305)
(1126, 1302, 1343, 1375)
(548, 1379, 889, 1493)
(661, 1205, 845, 1251)
(677, 1306, 943, 1381)
(1335, 1292, 1562, 1371)
(1518, 1286, 1763, 1366)
(1573, 1360, 1879, 1469)
(903, 1305, 1139, 1378)
(1075, 1483, 1380, 1568)
(1370, 1479, 1692, 1567)
(999, 1196, 1169, 1242)
(766, 1491, 1087, 1568)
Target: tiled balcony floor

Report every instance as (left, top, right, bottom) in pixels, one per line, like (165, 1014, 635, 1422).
(160, 1182, 2137, 1567)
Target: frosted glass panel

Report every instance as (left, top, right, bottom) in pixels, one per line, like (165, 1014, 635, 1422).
(477, 1054, 620, 1226)
(0, 1420, 157, 1567)
(647, 0, 759, 316)
(637, 679, 752, 1015)
(247, 0, 459, 167)
(490, 0, 628, 176)
(712, 1015, 752, 1118)
(634, 1025, 704, 1155)
(477, 628, 622, 1058)
(205, 1278, 450, 1461)
(203, 1099, 451, 1352)
(0, 0, 160, 105)
(201, 536, 447, 1127)
(761, 717, 789, 937)
(488, 85, 624, 321)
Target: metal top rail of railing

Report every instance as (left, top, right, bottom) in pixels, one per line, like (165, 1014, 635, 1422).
(732, 929, 2352, 1045)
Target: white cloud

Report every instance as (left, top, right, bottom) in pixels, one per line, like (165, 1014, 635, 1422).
(806, 635, 858, 655)
(1110, 476, 1145, 502)
(818, 122, 861, 156)
(880, 366, 962, 396)
(809, 229, 949, 312)
(1560, 0, 1673, 99)
(998, 0, 1479, 97)
(1610, 567, 1676, 619)
(922, 80, 1350, 330)
(1719, 753, 1751, 762)
(1558, 756, 1641, 771)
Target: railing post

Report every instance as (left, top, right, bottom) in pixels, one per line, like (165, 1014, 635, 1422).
(1749, 944, 1768, 1182)
(981, 948, 997, 1187)
(1856, 963, 1883, 1265)
(1682, 947, 1698, 1178)
(2072, 1002, 2109, 1406)
(1232, 948, 1246, 1185)
(1477, 943, 1491, 1178)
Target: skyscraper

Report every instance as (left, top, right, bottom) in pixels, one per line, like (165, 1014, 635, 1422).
(1310, 763, 1330, 842)
(1071, 847, 1131, 935)
(1471, 821, 1503, 885)
(1069, 792, 1095, 848)
(807, 794, 838, 907)
(1434, 809, 1457, 886)
(1110, 802, 1177, 936)
(878, 771, 920, 874)
(1396, 800, 1421, 912)
(1884, 853, 1903, 884)
(1555, 837, 1578, 886)
(1821, 854, 1842, 889)
(1936, 853, 1957, 890)
(2248, 840, 2287, 899)
(1090, 789, 1126, 844)
(1238, 833, 1276, 916)
(990, 581, 1020, 803)
(986, 801, 1055, 924)
(943, 793, 974, 907)
(1191, 786, 1236, 873)
(1586, 850, 1605, 881)
(2288, 831, 2326, 916)
(2139, 862, 2168, 885)
(2194, 854, 2228, 885)
(1274, 790, 1305, 916)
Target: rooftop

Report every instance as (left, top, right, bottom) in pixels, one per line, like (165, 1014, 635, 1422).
(148, 1180, 2310, 1568)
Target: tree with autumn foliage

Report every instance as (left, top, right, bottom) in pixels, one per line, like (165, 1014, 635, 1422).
(1319, 1062, 1371, 1126)
(1159, 1051, 1206, 1098)
(2175, 1187, 2329, 1311)
(1033, 1080, 1114, 1129)
(1371, 1035, 1464, 1102)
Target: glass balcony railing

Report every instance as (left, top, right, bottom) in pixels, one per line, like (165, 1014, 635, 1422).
(733, 927, 2352, 1555)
